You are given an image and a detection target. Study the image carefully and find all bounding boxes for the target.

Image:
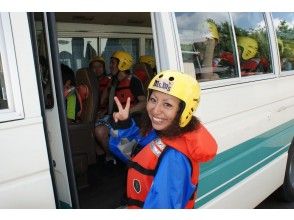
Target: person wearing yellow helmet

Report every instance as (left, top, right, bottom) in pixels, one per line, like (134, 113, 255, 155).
(110, 50, 134, 74)
(197, 20, 220, 81)
(94, 51, 146, 166)
(89, 56, 106, 77)
(89, 56, 111, 130)
(109, 70, 217, 208)
(89, 56, 110, 93)
(237, 36, 258, 61)
(139, 55, 156, 70)
(133, 55, 156, 92)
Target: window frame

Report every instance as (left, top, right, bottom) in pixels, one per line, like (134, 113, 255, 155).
(0, 13, 24, 122)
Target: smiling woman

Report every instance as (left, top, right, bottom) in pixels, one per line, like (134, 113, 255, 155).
(147, 91, 180, 131)
(109, 70, 217, 208)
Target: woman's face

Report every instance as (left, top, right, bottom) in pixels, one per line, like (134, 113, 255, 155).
(146, 90, 180, 131)
(91, 61, 104, 77)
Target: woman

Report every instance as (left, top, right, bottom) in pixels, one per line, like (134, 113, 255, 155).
(109, 70, 217, 208)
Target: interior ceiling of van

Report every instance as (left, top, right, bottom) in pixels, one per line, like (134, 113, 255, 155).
(55, 12, 151, 27)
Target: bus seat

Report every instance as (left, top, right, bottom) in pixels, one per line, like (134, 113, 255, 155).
(68, 68, 99, 188)
(75, 68, 99, 123)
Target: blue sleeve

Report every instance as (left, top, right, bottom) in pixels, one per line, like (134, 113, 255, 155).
(109, 119, 142, 163)
(143, 148, 196, 209)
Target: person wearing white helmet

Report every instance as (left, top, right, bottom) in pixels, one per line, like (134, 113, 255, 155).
(94, 51, 146, 167)
(109, 70, 217, 208)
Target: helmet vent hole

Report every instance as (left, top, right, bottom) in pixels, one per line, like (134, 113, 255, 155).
(159, 74, 163, 78)
(186, 116, 189, 119)
(169, 77, 174, 81)
(191, 108, 194, 111)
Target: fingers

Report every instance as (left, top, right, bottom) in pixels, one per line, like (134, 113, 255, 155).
(114, 96, 123, 111)
(113, 112, 118, 123)
(112, 97, 131, 123)
(125, 97, 131, 112)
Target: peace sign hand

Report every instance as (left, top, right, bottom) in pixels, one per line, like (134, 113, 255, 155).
(113, 96, 131, 123)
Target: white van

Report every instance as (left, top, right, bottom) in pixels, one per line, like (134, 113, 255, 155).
(0, 12, 293, 208)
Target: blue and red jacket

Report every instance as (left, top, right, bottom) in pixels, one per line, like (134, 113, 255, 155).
(109, 119, 217, 208)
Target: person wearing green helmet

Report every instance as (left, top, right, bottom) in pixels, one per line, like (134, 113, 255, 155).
(109, 70, 217, 208)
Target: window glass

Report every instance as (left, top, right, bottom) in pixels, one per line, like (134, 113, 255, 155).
(175, 12, 238, 81)
(145, 38, 155, 56)
(272, 12, 294, 72)
(100, 38, 139, 74)
(0, 54, 8, 109)
(34, 13, 55, 109)
(231, 12, 272, 77)
(58, 37, 98, 72)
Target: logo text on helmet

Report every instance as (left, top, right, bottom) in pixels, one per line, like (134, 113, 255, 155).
(153, 80, 173, 92)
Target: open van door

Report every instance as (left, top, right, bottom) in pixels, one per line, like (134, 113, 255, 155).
(28, 12, 79, 208)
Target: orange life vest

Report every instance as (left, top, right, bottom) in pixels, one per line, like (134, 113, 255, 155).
(99, 76, 111, 93)
(115, 76, 137, 107)
(127, 123, 217, 208)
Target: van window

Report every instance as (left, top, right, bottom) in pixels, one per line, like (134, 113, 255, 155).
(100, 38, 139, 73)
(0, 54, 8, 109)
(231, 12, 273, 77)
(145, 38, 155, 56)
(58, 37, 98, 72)
(175, 12, 238, 81)
(0, 13, 24, 121)
(272, 12, 294, 72)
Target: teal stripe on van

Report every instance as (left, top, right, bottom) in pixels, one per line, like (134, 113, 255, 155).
(195, 119, 294, 208)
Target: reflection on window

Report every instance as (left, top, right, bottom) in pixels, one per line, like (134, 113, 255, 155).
(34, 13, 54, 109)
(0, 54, 8, 109)
(272, 12, 294, 72)
(232, 12, 272, 77)
(100, 38, 139, 74)
(175, 12, 238, 82)
(58, 37, 98, 72)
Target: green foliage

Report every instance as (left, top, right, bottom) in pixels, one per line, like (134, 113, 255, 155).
(276, 20, 294, 58)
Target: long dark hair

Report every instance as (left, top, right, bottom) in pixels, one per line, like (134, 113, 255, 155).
(139, 99, 201, 138)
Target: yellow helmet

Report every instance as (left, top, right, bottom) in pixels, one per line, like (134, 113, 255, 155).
(139, 55, 156, 69)
(89, 56, 105, 66)
(207, 21, 219, 41)
(111, 51, 133, 71)
(148, 70, 201, 127)
(237, 36, 258, 60)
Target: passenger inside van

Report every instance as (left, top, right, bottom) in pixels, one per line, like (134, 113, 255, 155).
(194, 20, 220, 81)
(94, 50, 146, 167)
(133, 55, 156, 92)
(89, 56, 111, 119)
(61, 63, 81, 123)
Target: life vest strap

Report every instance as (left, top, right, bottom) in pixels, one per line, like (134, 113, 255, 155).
(127, 198, 144, 208)
(127, 161, 155, 176)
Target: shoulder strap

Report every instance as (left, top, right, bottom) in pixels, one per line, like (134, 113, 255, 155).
(108, 77, 119, 114)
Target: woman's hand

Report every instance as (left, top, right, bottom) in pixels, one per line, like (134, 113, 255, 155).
(113, 96, 130, 123)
